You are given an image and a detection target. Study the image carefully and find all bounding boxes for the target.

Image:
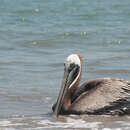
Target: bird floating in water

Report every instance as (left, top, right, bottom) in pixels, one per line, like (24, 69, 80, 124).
(52, 54, 130, 117)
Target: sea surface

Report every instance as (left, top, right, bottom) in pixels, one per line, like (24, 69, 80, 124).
(0, 0, 130, 129)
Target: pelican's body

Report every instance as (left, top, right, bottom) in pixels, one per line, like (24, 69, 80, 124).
(52, 54, 130, 116)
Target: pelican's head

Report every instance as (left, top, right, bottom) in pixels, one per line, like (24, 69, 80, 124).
(64, 54, 81, 89)
(54, 54, 82, 117)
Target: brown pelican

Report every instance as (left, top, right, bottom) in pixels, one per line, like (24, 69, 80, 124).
(52, 54, 130, 117)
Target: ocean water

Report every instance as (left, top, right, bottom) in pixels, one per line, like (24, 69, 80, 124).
(0, 0, 130, 129)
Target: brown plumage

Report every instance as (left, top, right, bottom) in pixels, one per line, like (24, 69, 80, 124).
(52, 54, 130, 116)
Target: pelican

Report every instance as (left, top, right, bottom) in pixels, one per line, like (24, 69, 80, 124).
(52, 54, 130, 117)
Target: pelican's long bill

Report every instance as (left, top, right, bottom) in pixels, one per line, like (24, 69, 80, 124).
(54, 63, 80, 117)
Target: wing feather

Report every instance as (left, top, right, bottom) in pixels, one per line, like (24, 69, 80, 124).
(70, 78, 130, 114)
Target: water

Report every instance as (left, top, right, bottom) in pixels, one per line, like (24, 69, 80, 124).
(0, 0, 130, 129)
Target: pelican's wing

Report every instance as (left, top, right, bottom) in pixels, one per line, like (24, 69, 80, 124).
(70, 78, 130, 115)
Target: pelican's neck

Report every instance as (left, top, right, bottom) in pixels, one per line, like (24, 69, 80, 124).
(63, 54, 83, 110)
(70, 54, 82, 94)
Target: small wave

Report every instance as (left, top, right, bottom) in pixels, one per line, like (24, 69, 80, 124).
(38, 117, 102, 129)
(0, 115, 129, 130)
(89, 69, 130, 75)
(102, 128, 122, 130)
(0, 120, 26, 127)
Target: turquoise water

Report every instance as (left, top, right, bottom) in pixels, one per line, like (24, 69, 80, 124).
(0, 0, 130, 129)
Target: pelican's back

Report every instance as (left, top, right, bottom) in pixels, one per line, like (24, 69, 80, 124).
(69, 78, 130, 115)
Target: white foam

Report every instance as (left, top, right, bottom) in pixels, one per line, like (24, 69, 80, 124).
(66, 117, 101, 128)
(38, 117, 102, 129)
(0, 120, 11, 126)
(102, 128, 112, 130)
(116, 121, 130, 126)
(102, 128, 123, 130)
(0, 120, 26, 127)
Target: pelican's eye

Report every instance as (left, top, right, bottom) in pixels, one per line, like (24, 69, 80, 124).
(68, 63, 75, 72)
